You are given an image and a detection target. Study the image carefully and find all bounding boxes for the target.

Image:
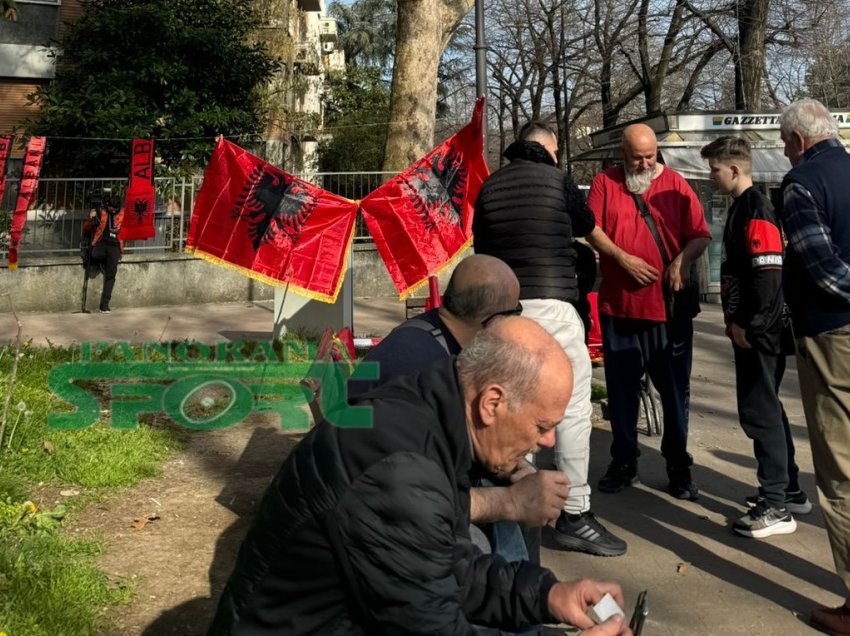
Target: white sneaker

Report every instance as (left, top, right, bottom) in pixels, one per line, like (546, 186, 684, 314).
(733, 504, 796, 538)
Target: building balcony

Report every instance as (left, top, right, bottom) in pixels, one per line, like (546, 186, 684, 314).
(293, 42, 321, 76)
(319, 18, 338, 42)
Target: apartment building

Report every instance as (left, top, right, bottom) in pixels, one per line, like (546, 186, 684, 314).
(0, 0, 342, 171)
(0, 0, 83, 143)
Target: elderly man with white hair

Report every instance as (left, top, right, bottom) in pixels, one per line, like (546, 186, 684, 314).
(210, 317, 632, 635)
(778, 98, 850, 635)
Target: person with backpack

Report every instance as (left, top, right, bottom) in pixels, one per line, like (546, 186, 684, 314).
(349, 254, 567, 565)
(84, 195, 124, 313)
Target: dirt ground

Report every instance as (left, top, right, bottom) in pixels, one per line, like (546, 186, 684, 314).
(66, 417, 305, 635)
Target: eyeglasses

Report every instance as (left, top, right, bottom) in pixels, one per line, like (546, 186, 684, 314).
(481, 302, 523, 327)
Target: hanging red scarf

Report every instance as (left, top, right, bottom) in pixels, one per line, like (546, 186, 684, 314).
(187, 139, 358, 303)
(8, 136, 46, 271)
(120, 138, 156, 240)
(359, 98, 488, 298)
(0, 135, 11, 204)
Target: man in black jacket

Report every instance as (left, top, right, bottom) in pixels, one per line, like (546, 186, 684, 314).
(474, 121, 626, 558)
(210, 317, 629, 635)
(351, 254, 569, 565)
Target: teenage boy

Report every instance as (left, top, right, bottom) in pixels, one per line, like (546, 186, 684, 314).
(700, 136, 811, 538)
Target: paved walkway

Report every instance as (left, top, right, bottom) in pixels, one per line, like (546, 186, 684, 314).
(0, 298, 406, 347)
(1, 299, 841, 634)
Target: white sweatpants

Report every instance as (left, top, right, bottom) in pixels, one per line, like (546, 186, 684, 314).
(522, 298, 593, 515)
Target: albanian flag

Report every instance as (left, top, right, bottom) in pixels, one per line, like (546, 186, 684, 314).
(8, 136, 46, 271)
(359, 98, 488, 298)
(187, 139, 358, 303)
(121, 139, 156, 241)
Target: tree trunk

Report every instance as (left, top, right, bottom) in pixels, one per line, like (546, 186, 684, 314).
(736, 0, 769, 109)
(382, 0, 473, 172)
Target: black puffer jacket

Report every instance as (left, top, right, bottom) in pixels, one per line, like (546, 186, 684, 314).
(473, 140, 595, 303)
(209, 359, 558, 635)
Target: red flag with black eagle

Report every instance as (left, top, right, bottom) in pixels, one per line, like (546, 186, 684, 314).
(7, 136, 46, 271)
(0, 135, 12, 204)
(186, 139, 358, 303)
(121, 138, 156, 240)
(359, 97, 488, 298)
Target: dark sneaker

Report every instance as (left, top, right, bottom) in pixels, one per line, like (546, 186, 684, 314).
(745, 490, 813, 515)
(811, 604, 850, 635)
(667, 462, 699, 501)
(99, 307, 111, 314)
(598, 463, 638, 493)
(553, 511, 627, 557)
(669, 481, 700, 500)
(733, 503, 796, 538)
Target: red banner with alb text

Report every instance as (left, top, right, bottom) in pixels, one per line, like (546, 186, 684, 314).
(121, 138, 156, 241)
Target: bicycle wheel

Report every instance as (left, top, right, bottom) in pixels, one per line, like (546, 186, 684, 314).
(639, 375, 663, 436)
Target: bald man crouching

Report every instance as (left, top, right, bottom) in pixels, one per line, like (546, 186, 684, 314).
(210, 318, 630, 635)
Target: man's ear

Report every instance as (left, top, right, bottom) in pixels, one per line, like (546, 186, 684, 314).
(793, 130, 807, 154)
(478, 384, 507, 427)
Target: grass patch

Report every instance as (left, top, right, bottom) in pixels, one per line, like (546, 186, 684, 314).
(591, 381, 607, 402)
(0, 342, 183, 635)
(0, 343, 184, 487)
(0, 525, 134, 636)
(0, 335, 319, 635)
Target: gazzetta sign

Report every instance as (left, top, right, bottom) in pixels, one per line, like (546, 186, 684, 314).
(47, 341, 376, 430)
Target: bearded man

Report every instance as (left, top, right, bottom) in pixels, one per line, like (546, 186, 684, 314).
(585, 123, 711, 500)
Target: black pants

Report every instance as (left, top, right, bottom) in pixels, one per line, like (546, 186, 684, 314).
(92, 238, 120, 310)
(733, 345, 800, 508)
(601, 315, 694, 468)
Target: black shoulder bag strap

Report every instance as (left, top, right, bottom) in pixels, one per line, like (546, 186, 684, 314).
(631, 192, 669, 266)
(633, 193, 701, 321)
(401, 318, 450, 354)
(632, 192, 675, 318)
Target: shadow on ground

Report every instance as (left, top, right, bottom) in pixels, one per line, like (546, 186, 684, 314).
(139, 427, 302, 635)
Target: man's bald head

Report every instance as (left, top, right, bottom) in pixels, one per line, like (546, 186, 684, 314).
(442, 255, 520, 325)
(621, 124, 657, 154)
(621, 124, 660, 194)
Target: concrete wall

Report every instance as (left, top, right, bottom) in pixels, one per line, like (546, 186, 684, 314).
(0, 244, 468, 313)
(352, 242, 470, 299)
(0, 255, 275, 313)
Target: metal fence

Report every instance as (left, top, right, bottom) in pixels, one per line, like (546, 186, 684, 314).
(1, 172, 392, 260)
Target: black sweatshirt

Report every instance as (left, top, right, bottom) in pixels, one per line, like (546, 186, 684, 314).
(720, 186, 785, 354)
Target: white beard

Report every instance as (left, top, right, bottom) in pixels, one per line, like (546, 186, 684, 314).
(625, 167, 654, 194)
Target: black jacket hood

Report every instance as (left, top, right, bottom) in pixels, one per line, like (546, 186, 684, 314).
(503, 139, 557, 167)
